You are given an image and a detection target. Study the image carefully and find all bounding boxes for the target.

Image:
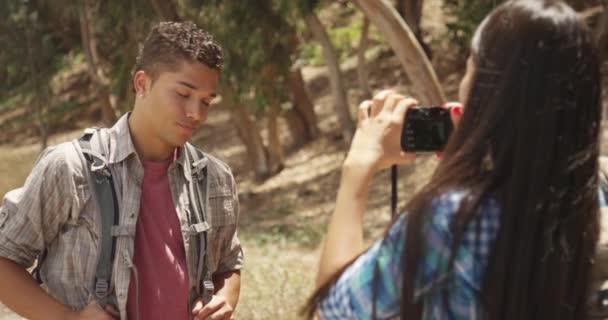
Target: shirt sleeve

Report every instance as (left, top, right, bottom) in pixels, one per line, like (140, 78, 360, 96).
(318, 215, 407, 320)
(215, 174, 243, 274)
(0, 145, 80, 268)
(318, 190, 500, 320)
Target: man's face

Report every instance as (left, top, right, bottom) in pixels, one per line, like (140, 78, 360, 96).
(137, 61, 220, 149)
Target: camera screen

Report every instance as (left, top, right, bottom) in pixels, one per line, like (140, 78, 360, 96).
(410, 119, 449, 150)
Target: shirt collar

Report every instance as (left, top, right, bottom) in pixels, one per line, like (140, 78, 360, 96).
(107, 113, 208, 178)
(107, 113, 138, 164)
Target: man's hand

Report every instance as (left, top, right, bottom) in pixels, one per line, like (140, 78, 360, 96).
(192, 295, 234, 320)
(69, 301, 118, 320)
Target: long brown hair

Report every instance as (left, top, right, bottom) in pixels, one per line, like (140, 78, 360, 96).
(304, 0, 602, 319)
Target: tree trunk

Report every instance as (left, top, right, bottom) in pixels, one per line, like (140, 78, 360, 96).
(284, 108, 310, 149)
(266, 94, 285, 174)
(36, 90, 49, 151)
(357, 17, 372, 100)
(396, 0, 431, 59)
(149, 0, 180, 21)
(229, 105, 273, 180)
(353, 0, 445, 105)
(287, 67, 320, 141)
(305, 12, 355, 143)
(79, 0, 118, 125)
(25, 23, 48, 151)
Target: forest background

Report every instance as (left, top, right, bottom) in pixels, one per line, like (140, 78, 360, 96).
(1, 0, 606, 318)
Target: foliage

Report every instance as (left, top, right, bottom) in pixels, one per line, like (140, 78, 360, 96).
(0, 1, 64, 96)
(299, 11, 381, 66)
(444, 0, 501, 52)
(0, 0, 343, 123)
(97, 0, 158, 112)
(184, 0, 298, 111)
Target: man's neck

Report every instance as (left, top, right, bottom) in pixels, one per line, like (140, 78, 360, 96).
(128, 112, 175, 162)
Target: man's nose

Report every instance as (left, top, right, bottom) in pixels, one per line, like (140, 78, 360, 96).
(185, 100, 205, 122)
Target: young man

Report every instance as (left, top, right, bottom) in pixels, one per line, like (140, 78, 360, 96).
(0, 21, 243, 320)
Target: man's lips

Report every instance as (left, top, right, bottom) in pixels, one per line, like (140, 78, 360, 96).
(178, 122, 197, 133)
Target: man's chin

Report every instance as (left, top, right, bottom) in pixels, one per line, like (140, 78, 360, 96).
(174, 135, 191, 146)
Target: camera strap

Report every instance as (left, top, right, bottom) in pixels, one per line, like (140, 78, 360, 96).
(391, 165, 397, 218)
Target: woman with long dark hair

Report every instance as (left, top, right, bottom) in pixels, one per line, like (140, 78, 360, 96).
(303, 0, 603, 319)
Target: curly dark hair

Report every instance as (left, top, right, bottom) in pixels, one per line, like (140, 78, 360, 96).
(132, 21, 223, 85)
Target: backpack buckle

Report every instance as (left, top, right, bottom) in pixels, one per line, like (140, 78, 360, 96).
(95, 278, 110, 298)
(202, 279, 214, 304)
(191, 159, 208, 180)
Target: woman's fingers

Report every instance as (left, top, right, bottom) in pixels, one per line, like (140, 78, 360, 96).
(381, 94, 407, 115)
(357, 100, 373, 123)
(399, 151, 417, 162)
(371, 89, 393, 116)
(443, 101, 463, 127)
(394, 98, 419, 123)
(436, 102, 463, 159)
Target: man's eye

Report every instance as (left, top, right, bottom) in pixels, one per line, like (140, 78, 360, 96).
(177, 91, 189, 98)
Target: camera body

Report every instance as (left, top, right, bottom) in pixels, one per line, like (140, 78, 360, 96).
(401, 106, 453, 152)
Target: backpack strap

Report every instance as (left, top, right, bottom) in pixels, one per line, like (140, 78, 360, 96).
(78, 128, 120, 307)
(31, 128, 120, 303)
(184, 143, 215, 305)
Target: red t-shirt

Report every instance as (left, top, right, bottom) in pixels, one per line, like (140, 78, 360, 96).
(127, 159, 189, 320)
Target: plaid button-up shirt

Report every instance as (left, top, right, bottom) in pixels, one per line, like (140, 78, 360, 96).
(319, 190, 502, 319)
(319, 184, 608, 320)
(0, 114, 243, 320)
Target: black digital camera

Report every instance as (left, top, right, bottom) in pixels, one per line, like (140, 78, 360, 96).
(401, 106, 453, 152)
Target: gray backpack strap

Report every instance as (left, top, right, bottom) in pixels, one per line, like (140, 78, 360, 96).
(78, 128, 119, 307)
(31, 128, 118, 291)
(184, 143, 215, 305)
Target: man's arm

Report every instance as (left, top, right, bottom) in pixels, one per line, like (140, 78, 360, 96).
(0, 258, 116, 320)
(192, 222, 242, 320)
(0, 146, 115, 320)
(213, 270, 241, 309)
(191, 271, 241, 320)
(0, 257, 74, 320)
(192, 167, 243, 319)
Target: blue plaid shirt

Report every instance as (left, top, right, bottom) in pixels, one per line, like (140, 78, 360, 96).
(319, 187, 607, 319)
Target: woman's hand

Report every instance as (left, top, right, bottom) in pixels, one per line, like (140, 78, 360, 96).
(436, 101, 463, 159)
(344, 90, 418, 172)
(316, 90, 418, 288)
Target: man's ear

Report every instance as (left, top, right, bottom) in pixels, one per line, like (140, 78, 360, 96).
(133, 70, 149, 97)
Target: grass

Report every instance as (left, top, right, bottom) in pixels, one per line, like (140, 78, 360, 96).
(235, 236, 318, 319)
(0, 145, 40, 198)
(0, 129, 85, 198)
